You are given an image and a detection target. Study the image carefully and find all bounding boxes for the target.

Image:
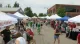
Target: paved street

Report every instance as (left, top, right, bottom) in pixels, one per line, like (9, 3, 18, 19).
(33, 25, 77, 44)
(0, 24, 77, 44)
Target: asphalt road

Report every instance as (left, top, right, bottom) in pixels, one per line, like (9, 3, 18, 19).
(33, 25, 77, 44)
(0, 24, 77, 44)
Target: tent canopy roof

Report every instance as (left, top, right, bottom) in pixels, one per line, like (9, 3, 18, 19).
(13, 12, 25, 18)
(57, 16, 70, 21)
(49, 14, 61, 19)
(68, 15, 80, 23)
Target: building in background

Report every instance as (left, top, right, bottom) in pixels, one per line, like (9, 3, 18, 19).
(47, 4, 80, 17)
(0, 8, 24, 14)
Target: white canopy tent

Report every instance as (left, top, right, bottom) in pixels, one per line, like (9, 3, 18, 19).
(13, 12, 25, 18)
(49, 14, 61, 19)
(0, 12, 18, 28)
(68, 15, 80, 23)
(32, 16, 37, 18)
(39, 17, 46, 19)
(24, 15, 28, 17)
(45, 16, 50, 19)
(23, 15, 30, 19)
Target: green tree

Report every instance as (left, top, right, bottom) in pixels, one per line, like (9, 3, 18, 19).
(7, 4, 11, 8)
(13, 2, 19, 7)
(24, 7, 33, 17)
(5, 4, 11, 8)
(0, 4, 2, 7)
(43, 14, 47, 17)
(57, 7, 66, 17)
(33, 13, 37, 17)
(39, 13, 44, 17)
(48, 14, 51, 16)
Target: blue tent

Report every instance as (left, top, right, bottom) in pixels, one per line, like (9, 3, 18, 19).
(57, 16, 69, 21)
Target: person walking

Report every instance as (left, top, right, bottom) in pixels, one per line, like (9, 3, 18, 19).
(37, 22, 41, 35)
(1, 26, 11, 44)
(66, 25, 70, 37)
(53, 27, 61, 44)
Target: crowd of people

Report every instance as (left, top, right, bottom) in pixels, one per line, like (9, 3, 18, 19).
(50, 20, 80, 44)
(0, 18, 44, 44)
(0, 18, 80, 44)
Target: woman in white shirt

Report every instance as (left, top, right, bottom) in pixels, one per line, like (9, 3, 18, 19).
(15, 32, 27, 44)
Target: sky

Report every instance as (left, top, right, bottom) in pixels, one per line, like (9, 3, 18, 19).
(0, 0, 80, 14)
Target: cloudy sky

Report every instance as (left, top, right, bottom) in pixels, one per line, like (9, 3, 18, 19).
(0, 0, 80, 14)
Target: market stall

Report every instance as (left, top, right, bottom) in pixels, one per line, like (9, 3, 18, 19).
(68, 15, 80, 40)
(0, 12, 18, 28)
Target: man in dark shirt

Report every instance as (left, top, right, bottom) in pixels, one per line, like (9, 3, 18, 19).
(1, 26, 11, 44)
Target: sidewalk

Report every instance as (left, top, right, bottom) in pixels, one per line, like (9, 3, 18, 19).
(33, 25, 77, 44)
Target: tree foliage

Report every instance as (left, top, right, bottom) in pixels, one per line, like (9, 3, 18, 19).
(57, 7, 66, 17)
(48, 14, 51, 16)
(13, 2, 19, 7)
(33, 13, 37, 17)
(38, 13, 47, 17)
(7, 4, 11, 8)
(39, 13, 44, 17)
(5, 4, 11, 8)
(44, 14, 47, 16)
(0, 4, 2, 7)
(24, 7, 33, 17)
